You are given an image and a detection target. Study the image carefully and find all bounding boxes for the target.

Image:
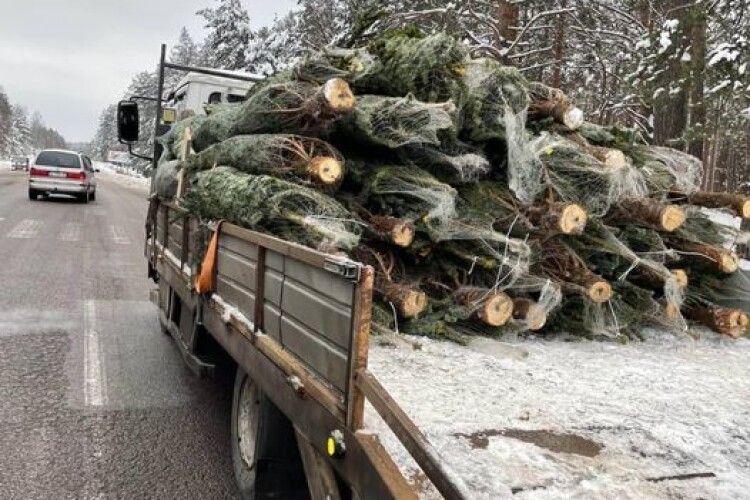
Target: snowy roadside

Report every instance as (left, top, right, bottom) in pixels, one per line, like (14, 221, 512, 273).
(365, 330, 750, 499)
(94, 161, 150, 194)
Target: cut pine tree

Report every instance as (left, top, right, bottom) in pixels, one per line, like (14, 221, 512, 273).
(685, 304, 750, 338)
(527, 82, 584, 130)
(454, 287, 514, 327)
(538, 241, 614, 304)
(669, 191, 750, 219)
(608, 198, 686, 232)
(367, 215, 416, 248)
(671, 241, 738, 274)
(185, 134, 345, 186)
(511, 298, 548, 331)
(525, 202, 588, 235)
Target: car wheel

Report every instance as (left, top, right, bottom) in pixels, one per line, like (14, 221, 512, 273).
(28, 189, 37, 200)
(90, 190, 96, 202)
(78, 193, 88, 204)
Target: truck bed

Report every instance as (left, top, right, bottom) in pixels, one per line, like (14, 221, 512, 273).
(148, 199, 466, 499)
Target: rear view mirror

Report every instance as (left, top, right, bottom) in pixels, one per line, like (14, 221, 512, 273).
(117, 100, 140, 143)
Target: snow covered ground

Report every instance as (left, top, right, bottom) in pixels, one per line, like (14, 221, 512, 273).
(94, 161, 150, 193)
(366, 330, 750, 499)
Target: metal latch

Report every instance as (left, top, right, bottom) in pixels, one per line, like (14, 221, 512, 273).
(324, 258, 362, 281)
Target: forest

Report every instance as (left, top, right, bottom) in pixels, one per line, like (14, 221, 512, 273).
(91, 0, 749, 193)
(0, 86, 67, 158)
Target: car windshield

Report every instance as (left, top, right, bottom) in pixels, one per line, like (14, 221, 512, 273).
(35, 151, 80, 168)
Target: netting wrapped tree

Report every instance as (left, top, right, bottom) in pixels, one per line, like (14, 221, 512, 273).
(528, 135, 648, 216)
(153, 160, 182, 199)
(459, 58, 529, 142)
(185, 166, 361, 251)
(332, 94, 456, 150)
(350, 31, 468, 102)
(185, 134, 345, 187)
(192, 78, 356, 151)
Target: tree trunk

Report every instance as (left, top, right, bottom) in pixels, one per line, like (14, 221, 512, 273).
(685, 305, 749, 338)
(551, 0, 567, 88)
(608, 197, 686, 232)
(687, 7, 706, 160)
(497, 0, 519, 49)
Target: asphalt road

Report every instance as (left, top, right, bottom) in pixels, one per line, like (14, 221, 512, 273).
(0, 170, 239, 499)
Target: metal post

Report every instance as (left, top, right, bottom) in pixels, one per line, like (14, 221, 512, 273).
(153, 43, 167, 175)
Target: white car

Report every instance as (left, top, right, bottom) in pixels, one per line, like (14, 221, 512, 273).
(29, 149, 97, 203)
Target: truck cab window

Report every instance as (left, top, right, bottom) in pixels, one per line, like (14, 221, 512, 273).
(207, 92, 222, 104)
(227, 94, 244, 103)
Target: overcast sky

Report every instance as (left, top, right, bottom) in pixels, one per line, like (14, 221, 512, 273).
(0, 0, 297, 142)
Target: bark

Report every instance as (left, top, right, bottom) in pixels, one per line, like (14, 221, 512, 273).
(687, 7, 706, 160)
(367, 215, 416, 248)
(685, 305, 749, 338)
(511, 298, 547, 331)
(525, 202, 588, 235)
(539, 242, 613, 303)
(608, 198, 686, 232)
(380, 282, 428, 319)
(669, 191, 750, 219)
(527, 83, 583, 130)
(551, 0, 567, 89)
(672, 241, 738, 274)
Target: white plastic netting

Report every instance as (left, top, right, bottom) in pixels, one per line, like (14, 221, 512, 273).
(636, 145, 704, 195)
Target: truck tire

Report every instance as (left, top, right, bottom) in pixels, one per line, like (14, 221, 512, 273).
(231, 367, 308, 500)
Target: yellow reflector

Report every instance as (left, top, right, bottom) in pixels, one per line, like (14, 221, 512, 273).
(326, 437, 336, 457)
(162, 108, 176, 124)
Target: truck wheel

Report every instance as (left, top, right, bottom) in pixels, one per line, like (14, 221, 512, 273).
(231, 367, 308, 500)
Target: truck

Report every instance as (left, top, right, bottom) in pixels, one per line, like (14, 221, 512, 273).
(117, 44, 465, 500)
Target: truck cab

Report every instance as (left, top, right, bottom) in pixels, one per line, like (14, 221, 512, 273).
(165, 72, 258, 120)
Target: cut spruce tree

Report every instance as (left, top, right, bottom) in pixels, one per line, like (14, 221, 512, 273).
(154, 29, 748, 342)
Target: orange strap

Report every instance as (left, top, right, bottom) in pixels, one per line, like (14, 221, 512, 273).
(195, 222, 223, 295)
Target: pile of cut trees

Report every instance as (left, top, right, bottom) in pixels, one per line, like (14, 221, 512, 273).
(155, 30, 750, 342)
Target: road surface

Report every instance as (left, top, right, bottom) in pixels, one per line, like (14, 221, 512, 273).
(0, 170, 239, 498)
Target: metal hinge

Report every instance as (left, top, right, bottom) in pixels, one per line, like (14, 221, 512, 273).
(324, 258, 362, 281)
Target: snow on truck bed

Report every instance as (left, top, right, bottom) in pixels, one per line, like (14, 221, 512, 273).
(365, 330, 750, 499)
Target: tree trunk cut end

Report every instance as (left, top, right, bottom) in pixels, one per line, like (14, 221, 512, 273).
(660, 205, 686, 232)
(671, 269, 689, 288)
(603, 149, 627, 169)
(400, 290, 427, 319)
(477, 293, 514, 327)
(742, 199, 750, 219)
(323, 78, 356, 113)
(588, 281, 613, 303)
(390, 222, 416, 248)
(308, 156, 344, 185)
(512, 299, 547, 331)
(558, 203, 588, 235)
(563, 107, 584, 130)
(717, 309, 748, 338)
(719, 251, 739, 274)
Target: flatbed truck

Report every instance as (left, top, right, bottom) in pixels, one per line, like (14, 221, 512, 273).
(118, 44, 465, 500)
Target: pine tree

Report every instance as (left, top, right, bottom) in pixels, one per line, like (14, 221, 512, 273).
(0, 87, 11, 156)
(91, 104, 118, 161)
(166, 28, 201, 89)
(8, 105, 32, 156)
(197, 0, 252, 70)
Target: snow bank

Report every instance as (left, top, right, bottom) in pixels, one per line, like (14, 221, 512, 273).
(366, 331, 750, 499)
(95, 161, 150, 193)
